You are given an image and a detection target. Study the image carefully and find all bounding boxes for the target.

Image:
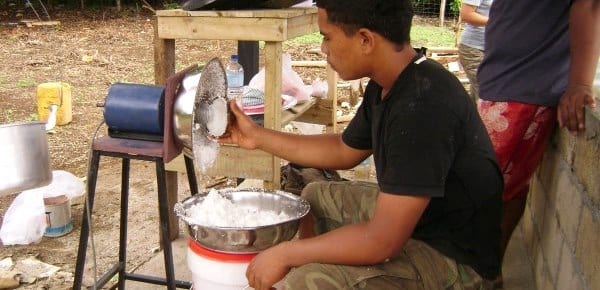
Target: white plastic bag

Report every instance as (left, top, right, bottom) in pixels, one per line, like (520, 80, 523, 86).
(249, 53, 313, 103)
(0, 190, 47, 245)
(311, 78, 328, 98)
(0, 170, 84, 245)
(24, 170, 85, 199)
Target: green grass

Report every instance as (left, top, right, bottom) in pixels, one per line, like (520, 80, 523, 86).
(411, 25, 456, 48)
(280, 25, 456, 48)
(286, 32, 323, 45)
(16, 79, 37, 88)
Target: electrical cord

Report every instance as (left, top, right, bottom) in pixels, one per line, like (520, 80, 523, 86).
(83, 119, 105, 290)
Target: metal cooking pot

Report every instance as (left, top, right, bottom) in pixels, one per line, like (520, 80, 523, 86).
(0, 122, 52, 196)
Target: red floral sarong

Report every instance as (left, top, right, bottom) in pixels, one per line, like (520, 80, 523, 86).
(478, 101, 557, 202)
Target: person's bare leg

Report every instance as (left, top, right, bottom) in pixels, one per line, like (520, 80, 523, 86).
(298, 214, 316, 239)
(501, 197, 527, 258)
(495, 196, 527, 288)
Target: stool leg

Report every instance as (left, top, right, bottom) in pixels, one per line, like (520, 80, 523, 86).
(184, 155, 199, 195)
(117, 158, 130, 290)
(73, 150, 101, 289)
(156, 159, 177, 290)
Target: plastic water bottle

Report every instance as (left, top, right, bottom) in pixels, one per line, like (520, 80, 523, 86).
(355, 156, 373, 181)
(225, 55, 244, 108)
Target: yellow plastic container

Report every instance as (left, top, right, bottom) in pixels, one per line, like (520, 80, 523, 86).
(36, 82, 72, 126)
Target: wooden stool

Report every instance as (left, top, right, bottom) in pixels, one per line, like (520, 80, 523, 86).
(73, 65, 199, 289)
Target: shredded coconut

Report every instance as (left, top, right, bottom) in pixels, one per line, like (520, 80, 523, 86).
(205, 97, 228, 137)
(192, 133, 219, 173)
(185, 189, 292, 227)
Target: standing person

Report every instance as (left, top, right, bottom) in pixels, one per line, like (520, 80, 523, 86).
(477, 0, 599, 287)
(218, 0, 503, 289)
(457, 0, 493, 102)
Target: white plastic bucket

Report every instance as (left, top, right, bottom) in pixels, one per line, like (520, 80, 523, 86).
(187, 239, 256, 290)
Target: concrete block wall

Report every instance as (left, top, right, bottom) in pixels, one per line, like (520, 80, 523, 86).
(523, 101, 600, 290)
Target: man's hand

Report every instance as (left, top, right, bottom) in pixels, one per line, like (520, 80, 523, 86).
(245, 243, 291, 290)
(217, 100, 262, 149)
(557, 83, 597, 134)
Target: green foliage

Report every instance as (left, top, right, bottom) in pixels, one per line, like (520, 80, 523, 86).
(450, 0, 461, 13)
(162, 1, 180, 9)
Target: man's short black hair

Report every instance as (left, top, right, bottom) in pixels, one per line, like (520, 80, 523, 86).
(315, 0, 413, 45)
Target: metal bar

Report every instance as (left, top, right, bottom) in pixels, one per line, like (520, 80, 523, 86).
(37, 0, 50, 20)
(124, 273, 192, 288)
(73, 150, 101, 289)
(118, 158, 130, 290)
(94, 263, 122, 288)
(96, 150, 159, 162)
(184, 155, 199, 195)
(24, 0, 41, 20)
(156, 159, 177, 290)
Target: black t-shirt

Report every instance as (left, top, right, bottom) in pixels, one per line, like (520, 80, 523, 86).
(342, 55, 503, 279)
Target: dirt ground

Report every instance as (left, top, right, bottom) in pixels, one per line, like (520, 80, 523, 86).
(0, 7, 460, 289)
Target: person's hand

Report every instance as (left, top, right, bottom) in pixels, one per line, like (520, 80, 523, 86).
(246, 243, 291, 290)
(557, 83, 597, 134)
(217, 100, 261, 149)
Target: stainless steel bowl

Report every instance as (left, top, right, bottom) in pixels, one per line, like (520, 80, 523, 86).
(175, 188, 310, 253)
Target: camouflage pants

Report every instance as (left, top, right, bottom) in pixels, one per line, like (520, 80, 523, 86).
(458, 43, 484, 103)
(283, 181, 494, 290)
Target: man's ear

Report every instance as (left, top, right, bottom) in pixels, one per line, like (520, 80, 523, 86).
(357, 28, 376, 53)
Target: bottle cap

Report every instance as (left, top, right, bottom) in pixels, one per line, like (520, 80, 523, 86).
(231, 55, 238, 62)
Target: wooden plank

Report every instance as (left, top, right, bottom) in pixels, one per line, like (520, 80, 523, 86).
(207, 146, 275, 180)
(426, 46, 458, 55)
(295, 98, 335, 126)
(156, 8, 316, 18)
(20, 20, 60, 27)
(157, 17, 286, 41)
(286, 13, 319, 39)
(291, 60, 326, 67)
(165, 147, 275, 180)
(282, 98, 316, 124)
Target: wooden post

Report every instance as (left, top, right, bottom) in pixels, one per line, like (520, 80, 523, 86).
(440, 0, 446, 27)
(326, 64, 338, 133)
(263, 41, 283, 189)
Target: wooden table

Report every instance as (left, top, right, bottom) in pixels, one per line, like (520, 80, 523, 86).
(153, 8, 337, 237)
